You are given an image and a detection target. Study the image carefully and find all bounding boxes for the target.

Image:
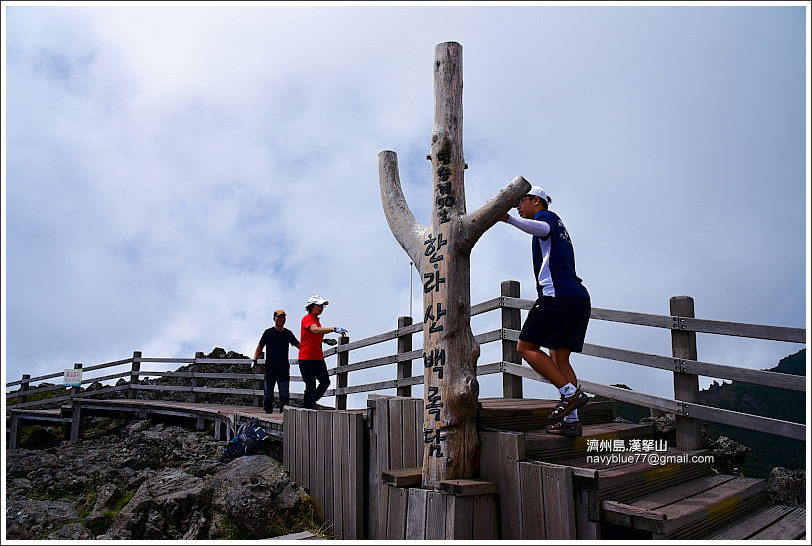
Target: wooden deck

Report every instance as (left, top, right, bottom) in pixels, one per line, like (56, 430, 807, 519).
(6, 396, 807, 540)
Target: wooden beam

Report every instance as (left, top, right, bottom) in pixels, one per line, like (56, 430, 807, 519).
(382, 467, 423, 488)
(438, 479, 498, 496)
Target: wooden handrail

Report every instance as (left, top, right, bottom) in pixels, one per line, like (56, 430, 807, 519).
(500, 362, 805, 441)
(6, 283, 806, 447)
(503, 297, 805, 342)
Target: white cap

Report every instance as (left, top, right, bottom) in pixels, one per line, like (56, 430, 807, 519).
(306, 295, 329, 306)
(527, 186, 551, 204)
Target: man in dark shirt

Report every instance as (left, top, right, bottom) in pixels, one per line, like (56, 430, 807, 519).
(253, 309, 300, 413)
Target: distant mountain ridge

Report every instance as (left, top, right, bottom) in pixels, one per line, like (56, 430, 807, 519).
(699, 349, 806, 477)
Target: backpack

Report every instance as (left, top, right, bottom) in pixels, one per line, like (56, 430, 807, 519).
(221, 419, 270, 461)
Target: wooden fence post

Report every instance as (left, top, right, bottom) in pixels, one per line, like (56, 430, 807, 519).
(253, 352, 264, 407)
(501, 280, 523, 398)
(397, 316, 413, 397)
(128, 351, 141, 399)
(70, 363, 83, 400)
(191, 351, 204, 403)
(670, 296, 702, 450)
(336, 337, 349, 410)
(19, 374, 31, 405)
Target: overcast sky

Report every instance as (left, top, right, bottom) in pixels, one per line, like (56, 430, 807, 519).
(3, 3, 808, 407)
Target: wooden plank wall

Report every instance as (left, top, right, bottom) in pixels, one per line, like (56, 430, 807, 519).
(480, 430, 577, 539)
(378, 484, 499, 539)
(367, 395, 423, 539)
(283, 408, 365, 539)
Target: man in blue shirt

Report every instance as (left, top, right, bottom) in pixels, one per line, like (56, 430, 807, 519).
(501, 186, 591, 437)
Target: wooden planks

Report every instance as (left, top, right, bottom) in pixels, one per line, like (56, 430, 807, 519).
(284, 408, 366, 539)
(479, 398, 613, 431)
(524, 422, 654, 463)
(541, 463, 577, 539)
(601, 474, 768, 537)
(705, 504, 802, 540)
(367, 396, 423, 538)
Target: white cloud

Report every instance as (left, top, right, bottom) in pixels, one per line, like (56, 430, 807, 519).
(4, 4, 807, 406)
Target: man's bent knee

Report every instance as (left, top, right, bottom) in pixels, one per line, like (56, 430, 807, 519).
(517, 341, 542, 361)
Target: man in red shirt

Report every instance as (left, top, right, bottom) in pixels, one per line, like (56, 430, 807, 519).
(299, 295, 348, 409)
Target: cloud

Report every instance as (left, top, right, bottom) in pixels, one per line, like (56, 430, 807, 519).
(4, 5, 807, 406)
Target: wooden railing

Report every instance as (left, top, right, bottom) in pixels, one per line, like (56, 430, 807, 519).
(6, 280, 806, 447)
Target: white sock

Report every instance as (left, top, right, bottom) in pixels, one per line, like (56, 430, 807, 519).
(564, 410, 579, 423)
(559, 383, 577, 398)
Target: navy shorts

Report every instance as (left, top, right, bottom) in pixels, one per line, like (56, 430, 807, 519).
(519, 296, 591, 352)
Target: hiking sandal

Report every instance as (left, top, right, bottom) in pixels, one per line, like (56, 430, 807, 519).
(547, 387, 589, 422)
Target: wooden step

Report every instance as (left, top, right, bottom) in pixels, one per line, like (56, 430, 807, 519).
(558, 447, 714, 521)
(478, 398, 613, 432)
(704, 504, 806, 540)
(602, 474, 767, 538)
(524, 422, 654, 463)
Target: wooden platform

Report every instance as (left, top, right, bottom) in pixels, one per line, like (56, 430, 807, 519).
(705, 504, 806, 540)
(602, 474, 769, 539)
(478, 397, 614, 431)
(524, 422, 654, 463)
(557, 446, 714, 522)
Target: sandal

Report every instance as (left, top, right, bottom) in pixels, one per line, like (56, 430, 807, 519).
(545, 420, 583, 438)
(547, 387, 589, 422)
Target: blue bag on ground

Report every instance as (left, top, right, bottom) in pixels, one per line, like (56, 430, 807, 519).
(221, 419, 270, 461)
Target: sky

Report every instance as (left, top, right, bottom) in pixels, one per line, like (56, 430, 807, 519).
(2, 2, 809, 409)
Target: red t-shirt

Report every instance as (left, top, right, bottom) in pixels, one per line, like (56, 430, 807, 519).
(299, 313, 324, 360)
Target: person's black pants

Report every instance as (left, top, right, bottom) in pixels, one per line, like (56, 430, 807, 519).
(264, 365, 290, 411)
(298, 359, 330, 409)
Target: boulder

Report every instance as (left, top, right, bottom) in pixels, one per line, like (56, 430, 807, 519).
(708, 435, 750, 475)
(5, 498, 79, 539)
(766, 467, 805, 505)
(103, 468, 212, 540)
(208, 455, 313, 538)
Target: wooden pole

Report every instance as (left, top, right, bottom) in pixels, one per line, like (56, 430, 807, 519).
(191, 351, 204, 403)
(397, 316, 413, 397)
(336, 336, 349, 410)
(379, 42, 531, 488)
(670, 296, 702, 449)
(70, 362, 83, 400)
(19, 374, 30, 405)
(128, 351, 141, 399)
(501, 281, 523, 398)
(253, 352, 264, 407)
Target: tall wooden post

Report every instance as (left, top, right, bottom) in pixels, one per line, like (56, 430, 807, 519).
(501, 280, 523, 398)
(397, 316, 413, 397)
(252, 352, 264, 407)
(336, 336, 349, 410)
(19, 374, 31, 405)
(192, 351, 204, 403)
(128, 351, 141, 399)
(670, 296, 702, 449)
(379, 42, 531, 488)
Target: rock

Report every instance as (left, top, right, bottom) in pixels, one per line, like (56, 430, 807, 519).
(208, 455, 313, 539)
(766, 467, 805, 505)
(103, 468, 211, 540)
(639, 412, 676, 444)
(708, 435, 751, 475)
(5, 498, 79, 539)
(47, 522, 93, 540)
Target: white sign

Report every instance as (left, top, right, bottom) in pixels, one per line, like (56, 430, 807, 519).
(64, 369, 82, 387)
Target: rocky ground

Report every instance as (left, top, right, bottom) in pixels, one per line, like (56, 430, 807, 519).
(5, 418, 324, 540)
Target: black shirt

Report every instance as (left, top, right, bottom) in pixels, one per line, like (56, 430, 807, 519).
(258, 327, 299, 367)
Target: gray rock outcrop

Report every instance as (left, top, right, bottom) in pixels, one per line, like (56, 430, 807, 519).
(5, 419, 319, 540)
